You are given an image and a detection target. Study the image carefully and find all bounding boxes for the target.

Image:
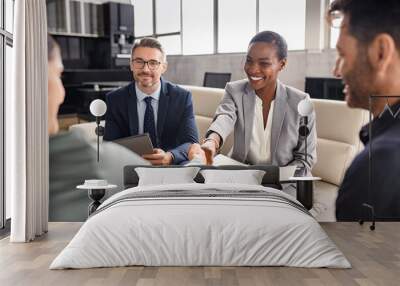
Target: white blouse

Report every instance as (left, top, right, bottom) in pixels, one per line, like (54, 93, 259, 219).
(246, 97, 275, 165)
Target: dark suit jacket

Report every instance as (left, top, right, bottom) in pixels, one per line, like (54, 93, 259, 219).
(336, 102, 400, 221)
(49, 131, 99, 222)
(103, 79, 199, 164)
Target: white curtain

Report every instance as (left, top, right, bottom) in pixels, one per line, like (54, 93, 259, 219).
(8, 0, 48, 242)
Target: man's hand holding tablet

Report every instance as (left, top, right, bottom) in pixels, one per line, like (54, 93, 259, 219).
(142, 149, 174, 165)
(112, 133, 153, 156)
(113, 133, 174, 165)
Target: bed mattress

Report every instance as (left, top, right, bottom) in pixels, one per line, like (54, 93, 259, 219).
(50, 183, 350, 269)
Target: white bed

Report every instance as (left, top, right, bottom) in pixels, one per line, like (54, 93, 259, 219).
(50, 183, 350, 269)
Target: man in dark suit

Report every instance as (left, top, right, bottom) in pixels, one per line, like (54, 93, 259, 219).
(329, 0, 400, 220)
(104, 38, 198, 165)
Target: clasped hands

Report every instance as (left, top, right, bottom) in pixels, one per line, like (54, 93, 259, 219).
(187, 140, 217, 165)
(142, 138, 219, 166)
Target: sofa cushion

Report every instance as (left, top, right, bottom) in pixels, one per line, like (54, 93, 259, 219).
(312, 138, 356, 186)
(311, 99, 368, 187)
(69, 120, 104, 143)
(181, 85, 224, 118)
(313, 99, 368, 146)
(195, 115, 213, 142)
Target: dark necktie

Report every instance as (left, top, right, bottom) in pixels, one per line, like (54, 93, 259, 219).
(144, 97, 157, 147)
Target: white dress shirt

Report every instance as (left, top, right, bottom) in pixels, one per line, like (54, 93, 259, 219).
(246, 97, 275, 165)
(135, 83, 161, 134)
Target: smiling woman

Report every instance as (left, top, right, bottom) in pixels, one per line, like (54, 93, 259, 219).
(192, 31, 317, 181)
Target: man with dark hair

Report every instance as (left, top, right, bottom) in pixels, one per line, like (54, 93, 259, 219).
(104, 37, 198, 165)
(329, 0, 400, 220)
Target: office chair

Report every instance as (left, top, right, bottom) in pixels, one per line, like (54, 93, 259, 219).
(203, 72, 231, 89)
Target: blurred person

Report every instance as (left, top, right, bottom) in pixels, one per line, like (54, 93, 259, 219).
(48, 35, 147, 222)
(329, 0, 400, 220)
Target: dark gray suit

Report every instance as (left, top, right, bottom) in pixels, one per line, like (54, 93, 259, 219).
(49, 131, 98, 222)
(49, 130, 149, 222)
(207, 79, 317, 172)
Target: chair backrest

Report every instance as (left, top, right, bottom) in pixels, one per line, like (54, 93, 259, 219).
(203, 72, 231, 89)
(311, 99, 368, 186)
(69, 120, 105, 143)
(180, 85, 233, 155)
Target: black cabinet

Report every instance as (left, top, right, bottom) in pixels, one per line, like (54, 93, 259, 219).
(305, 77, 345, 101)
(48, 1, 134, 70)
(59, 69, 132, 116)
(47, 0, 68, 33)
(103, 2, 135, 68)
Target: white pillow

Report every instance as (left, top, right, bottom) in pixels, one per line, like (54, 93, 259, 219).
(135, 167, 200, 186)
(200, 169, 266, 185)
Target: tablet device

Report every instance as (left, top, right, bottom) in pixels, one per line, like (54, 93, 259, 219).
(112, 133, 154, 156)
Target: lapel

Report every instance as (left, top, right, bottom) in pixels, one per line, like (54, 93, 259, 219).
(243, 82, 256, 161)
(157, 78, 170, 141)
(127, 82, 139, 135)
(270, 80, 288, 160)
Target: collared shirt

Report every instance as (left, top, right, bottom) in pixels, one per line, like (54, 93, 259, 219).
(135, 83, 161, 134)
(246, 97, 275, 165)
(336, 101, 400, 220)
(359, 102, 400, 145)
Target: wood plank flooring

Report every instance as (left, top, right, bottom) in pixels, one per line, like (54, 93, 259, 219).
(0, 222, 399, 286)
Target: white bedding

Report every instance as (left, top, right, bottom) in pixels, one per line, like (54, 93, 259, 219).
(50, 183, 350, 269)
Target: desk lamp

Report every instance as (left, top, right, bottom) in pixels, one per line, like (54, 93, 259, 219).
(89, 99, 107, 162)
(297, 98, 314, 173)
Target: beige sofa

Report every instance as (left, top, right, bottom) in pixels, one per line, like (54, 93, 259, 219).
(180, 85, 233, 155)
(69, 84, 368, 221)
(311, 99, 368, 221)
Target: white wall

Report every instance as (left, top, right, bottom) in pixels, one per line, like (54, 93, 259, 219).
(164, 49, 338, 91)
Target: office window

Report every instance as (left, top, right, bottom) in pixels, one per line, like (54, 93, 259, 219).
(218, 0, 257, 53)
(157, 35, 181, 55)
(1, 0, 14, 229)
(330, 26, 339, 49)
(132, 0, 153, 37)
(70, 1, 82, 34)
(156, 0, 180, 34)
(182, 0, 214, 55)
(329, 0, 340, 49)
(83, 2, 102, 35)
(259, 0, 306, 50)
(4, 44, 12, 220)
(46, 0, 67, 33)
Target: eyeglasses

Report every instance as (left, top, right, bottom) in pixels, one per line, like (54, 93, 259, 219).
(132, 58, 162, 70)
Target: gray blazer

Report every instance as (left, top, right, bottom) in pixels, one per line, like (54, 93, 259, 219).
(207, 79, 317, 172)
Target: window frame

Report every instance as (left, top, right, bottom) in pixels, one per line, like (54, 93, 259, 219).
(217, 0, 257, 54)
(181, 0, 215, 55)
(328, 0, 339, 50)
(134, 0, 182, 55)
(134, 0, 328, 56)
(0, 0, 14, 231)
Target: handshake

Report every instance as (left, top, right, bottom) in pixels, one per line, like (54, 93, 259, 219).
(188, 135, 221, 165)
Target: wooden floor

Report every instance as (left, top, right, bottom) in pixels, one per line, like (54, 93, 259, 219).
(0, 222, 399, 286)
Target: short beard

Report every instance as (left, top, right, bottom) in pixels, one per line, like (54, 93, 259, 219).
(344, 45, 376, 109)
